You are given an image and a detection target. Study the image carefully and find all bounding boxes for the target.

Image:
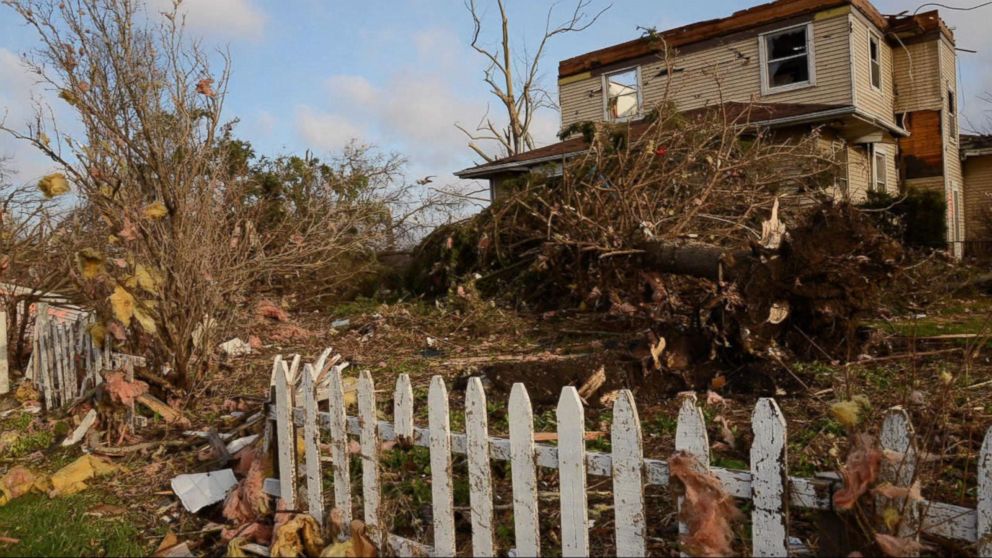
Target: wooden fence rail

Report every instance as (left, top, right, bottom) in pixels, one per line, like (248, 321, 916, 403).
(268, 351, 990, 557)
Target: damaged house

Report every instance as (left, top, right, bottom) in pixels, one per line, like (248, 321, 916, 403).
(456, 0, 980, 256)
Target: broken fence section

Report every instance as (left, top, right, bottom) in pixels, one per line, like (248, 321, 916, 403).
(23, 306, 145, 410)
(268, 352, 990, 557)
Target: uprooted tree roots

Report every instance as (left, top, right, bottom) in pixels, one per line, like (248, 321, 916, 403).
(409, 106, 904, 388)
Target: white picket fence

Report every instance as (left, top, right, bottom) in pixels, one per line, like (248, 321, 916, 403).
(23, 303, 145, 410)
(268, 351, 992, 557)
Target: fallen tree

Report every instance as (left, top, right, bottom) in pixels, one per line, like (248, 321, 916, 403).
(411, 103, 904, 380)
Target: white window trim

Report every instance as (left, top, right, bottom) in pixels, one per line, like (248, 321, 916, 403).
(871, 144, 890, 193)
(868, 31, 882, 91)
(759, 22, 817, 96)
(601, 66, 643, 123)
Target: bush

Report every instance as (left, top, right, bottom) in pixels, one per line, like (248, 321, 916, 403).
(859, 188, 946, 248)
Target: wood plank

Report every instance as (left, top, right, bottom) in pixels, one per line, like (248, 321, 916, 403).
(38, 319, 52, 409)
(612, 390, 646, 557)
(509, 383, 540, 557)
(465, 377, 495, 557)
(328, 362, 353, 533)
(978, 426, 992, 557)
(301, 364, 324, 526)
(358, 370, 383, 548)
(393, 373, 414, 443)
(274, 357, 297, 509)
(675, 392, 709, 553)
(428, 376, 456, 557)
(557, 386, 589, 557)
(750, 398, 788, 557)
(66, 322, 78, 397)
(0, 311, 8, 395)
(878, 407, 920, 554)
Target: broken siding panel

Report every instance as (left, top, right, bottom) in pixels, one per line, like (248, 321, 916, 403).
(559, 78, 602, 130)
(850, 12, 896, 128)
(963, 156, 992, 240)
(939, 38, 962, 183)
(558, 15, 853, 132)
(893, 40, 941, 112)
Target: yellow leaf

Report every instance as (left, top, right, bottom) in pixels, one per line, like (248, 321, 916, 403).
(830, 400, 860, 429)
(76, 249, 105, 279)
(134, 264, 162, 293)
(882, 506, 901, 531)
(87, 323, 107, 346)
(142, 201, 168, 220)
(38, 173, 70, 198)
(134, 304, 156, 334)
(110, 286, 135, 326)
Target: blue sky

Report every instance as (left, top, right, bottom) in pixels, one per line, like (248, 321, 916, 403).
(3, 0, 992, 195)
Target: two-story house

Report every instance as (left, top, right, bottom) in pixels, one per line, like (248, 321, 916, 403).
(455, 0, 969, 255)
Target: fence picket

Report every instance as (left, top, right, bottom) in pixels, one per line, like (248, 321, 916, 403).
(465, 377, 495, 557)
(979, 427, 992, 557)
(358, 370, 383, 547)
(751, 398, 788, 557)
(38, 321, 52, 409)
(273, 356, 298, 509)
(428, 376, 456, 557)
(878, 407, 919, 553)
(393, 373, 413, 443)
(301, 364, 324, 526)
(557, 387, 589, 557)
(0, 311, 8, 396)
(55, 324, 69, 406)
(66, 323, 78, 397)
(328, 362, 353, 533)
(612, 390, 646, 557)
(509, 383, 540, 557)
(675, 393, 708, 548)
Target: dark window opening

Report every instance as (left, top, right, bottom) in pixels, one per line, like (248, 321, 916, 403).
(869, 35, 881, 89)
(764, 26, 811, 90)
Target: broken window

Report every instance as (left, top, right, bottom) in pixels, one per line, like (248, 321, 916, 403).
(948, 89, 957, 140)
(762, 24, 812, 92)
(604, 68, 640, 121)
(869, 33, 881, 89)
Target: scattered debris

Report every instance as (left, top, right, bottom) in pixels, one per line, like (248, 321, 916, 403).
(171, 469, 238, 513)
(668, 451, 743, 557)
(256, 300, 289, 323)
(137, 393, 190, 426)
(331, 319, 351, 331)
(270, 514, 324, 557)
(61, 408, 98, 446)
(49, 454, 119, 496)
(874, 533, 925, 557)
(104, 371, 149, 408)
(220, 338, 253, 357)
(834, 434, 883, 510)
(576, 366, 606, 402)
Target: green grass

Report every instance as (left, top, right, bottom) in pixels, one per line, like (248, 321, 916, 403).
(0, 491, 149, 557)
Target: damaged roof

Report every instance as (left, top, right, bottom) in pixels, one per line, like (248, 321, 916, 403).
(558, 0, 953, 79)
(961, 134, 992, 159)
(456, 102, 849, 179)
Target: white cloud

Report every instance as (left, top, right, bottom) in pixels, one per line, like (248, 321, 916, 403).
(147, 0, 266, 41)
(294, 105, 366, 153)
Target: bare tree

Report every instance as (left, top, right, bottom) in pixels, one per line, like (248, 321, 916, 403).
(458, 0, 608, 162)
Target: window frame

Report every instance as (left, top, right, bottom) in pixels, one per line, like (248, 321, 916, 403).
(868, 31, 882, 91)
(947, 89, 957, 143)
(758, 22, 817, 95)
(601, 66, 643, 122)
(871, 144, 889, 193)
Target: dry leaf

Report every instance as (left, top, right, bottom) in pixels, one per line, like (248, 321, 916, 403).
(38, 173, 70, 198)
(833, 434, 882, 510)
(196, 78, 216, 97)
(76, 249, 105, 279)
(830, 400, 861, 429)
(874, 533, 924, 557)
(873, 480, 923, 502)
(668, 451, 743, 557)
(142, 201, 168, 220)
